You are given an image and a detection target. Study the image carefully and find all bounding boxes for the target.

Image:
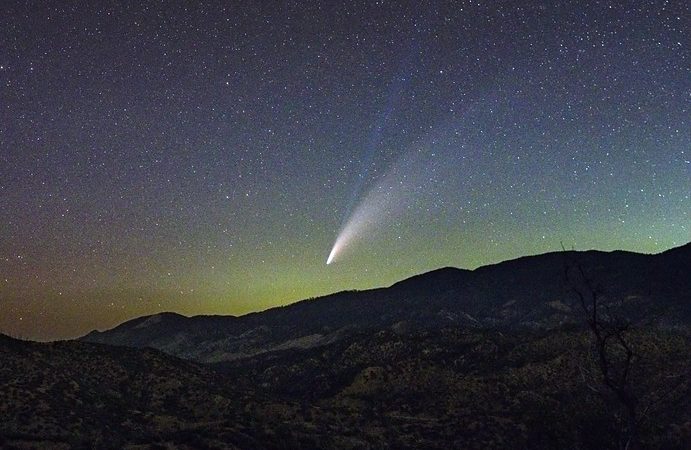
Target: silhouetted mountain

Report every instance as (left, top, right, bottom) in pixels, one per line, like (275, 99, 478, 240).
(82, 244, 691, 363)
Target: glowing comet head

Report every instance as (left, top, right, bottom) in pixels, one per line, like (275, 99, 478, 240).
(326, 239, 345, 265)
(326, 247, 337, 265)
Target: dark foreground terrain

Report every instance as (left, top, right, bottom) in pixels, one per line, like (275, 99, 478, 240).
(1, 328, 689, 449)
(2, 245, 690, 449)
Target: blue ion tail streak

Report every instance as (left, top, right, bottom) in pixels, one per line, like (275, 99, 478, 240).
(327, 34, 427, 265)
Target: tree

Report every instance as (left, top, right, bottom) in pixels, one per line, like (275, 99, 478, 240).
(563, 255, 640, 449)
(562, 246, 691, 450)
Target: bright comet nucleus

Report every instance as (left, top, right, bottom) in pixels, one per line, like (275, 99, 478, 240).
(326, 246, 337, 265)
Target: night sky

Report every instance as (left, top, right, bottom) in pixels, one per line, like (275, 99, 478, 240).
(1, 1, 688, 340)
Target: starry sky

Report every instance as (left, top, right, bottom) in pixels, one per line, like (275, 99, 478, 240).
(1, 0, 688, 340)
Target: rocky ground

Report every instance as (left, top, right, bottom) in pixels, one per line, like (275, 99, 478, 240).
(2, 326, 689, 449)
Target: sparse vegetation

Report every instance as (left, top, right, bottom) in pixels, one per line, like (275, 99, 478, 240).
(1, 327, 689, 449)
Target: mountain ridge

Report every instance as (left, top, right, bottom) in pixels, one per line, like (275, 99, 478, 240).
(85, 244, 690, 332)
(81, 243, 691, 362)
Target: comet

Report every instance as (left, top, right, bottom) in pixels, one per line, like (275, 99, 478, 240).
(326, 245, 338, 265)
(325, 36, 433, 265)
(326, 141, 443, 265)
(325, 85, 498, 266)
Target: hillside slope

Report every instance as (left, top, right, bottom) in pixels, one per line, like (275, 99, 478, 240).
(0, 334, 285, 448)
(3, 327, 690, 449)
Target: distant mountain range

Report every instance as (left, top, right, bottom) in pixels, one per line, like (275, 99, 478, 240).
(82, 243, 691, 363)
